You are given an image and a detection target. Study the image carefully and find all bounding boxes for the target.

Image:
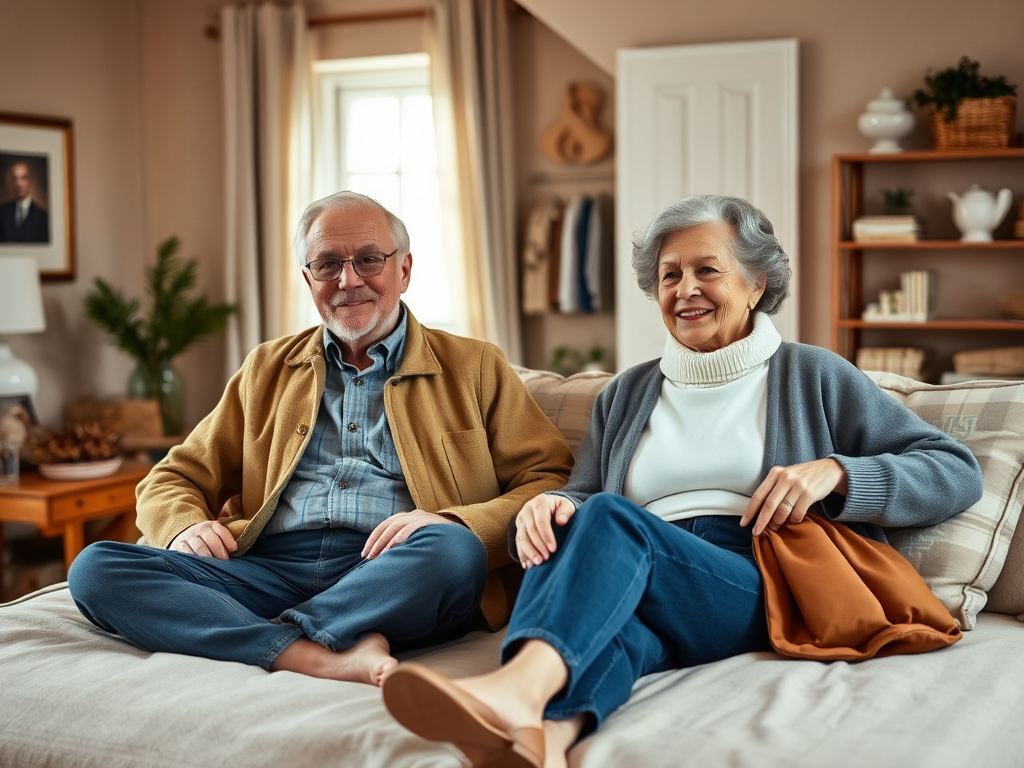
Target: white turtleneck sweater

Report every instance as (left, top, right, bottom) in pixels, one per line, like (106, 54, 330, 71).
(623, 313, 783, 522)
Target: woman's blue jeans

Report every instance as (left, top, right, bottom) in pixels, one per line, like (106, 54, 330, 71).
(502, 493, 770, 729)
(68, 523, 487, 670)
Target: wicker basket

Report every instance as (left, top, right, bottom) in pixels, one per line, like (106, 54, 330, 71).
(930, 96, 1017, 149)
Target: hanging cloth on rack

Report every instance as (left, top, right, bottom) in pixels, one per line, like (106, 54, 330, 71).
(558, 195, 584, 313)
(584, 194, 605, 311)
(575, 196, 594, 313)
(521, 198, 563, 315)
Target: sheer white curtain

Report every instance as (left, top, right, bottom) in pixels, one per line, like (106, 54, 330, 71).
(426, 0, 521, 362)
(221, 3, 316, 375)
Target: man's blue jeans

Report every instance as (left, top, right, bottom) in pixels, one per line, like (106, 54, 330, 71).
(68, 523, 487, 670)
(503, 493, 770, 729)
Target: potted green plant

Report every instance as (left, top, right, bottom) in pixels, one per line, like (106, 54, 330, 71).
(881, 187, 915, 216)
(548, 345, 608, 375)
(84, 237, 237, 436)
(911, 57, 1017, 149)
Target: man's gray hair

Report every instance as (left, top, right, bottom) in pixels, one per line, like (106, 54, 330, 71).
(293, 191, 411, 266)
(631, 195, 791, 315)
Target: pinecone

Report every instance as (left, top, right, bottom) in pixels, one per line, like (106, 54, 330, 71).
(28, 422, 122, 464)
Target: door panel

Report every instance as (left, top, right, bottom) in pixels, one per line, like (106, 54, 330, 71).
(616, 39, 799, 370)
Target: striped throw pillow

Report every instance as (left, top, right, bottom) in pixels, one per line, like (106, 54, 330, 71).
(866, 372, 1024, 630)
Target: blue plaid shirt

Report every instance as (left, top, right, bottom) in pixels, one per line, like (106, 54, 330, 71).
(263, 310, 415, 535)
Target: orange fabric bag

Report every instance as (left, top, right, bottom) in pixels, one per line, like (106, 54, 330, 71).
(752, 512, 961, 661)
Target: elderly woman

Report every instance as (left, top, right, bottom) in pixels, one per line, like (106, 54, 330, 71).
(382, 195, 984, 768)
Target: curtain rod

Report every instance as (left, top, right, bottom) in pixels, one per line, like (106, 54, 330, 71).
(204, 7, 430, 40)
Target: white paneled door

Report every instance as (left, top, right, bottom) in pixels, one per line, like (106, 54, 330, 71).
(615, 39, 799, 370)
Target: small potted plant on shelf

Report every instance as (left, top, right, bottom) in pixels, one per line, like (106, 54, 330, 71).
(911, 56, 1017, 149)
(882, 187, 915, 216)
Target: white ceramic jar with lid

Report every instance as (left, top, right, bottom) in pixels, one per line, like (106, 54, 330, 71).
(858, 87, 916, 154)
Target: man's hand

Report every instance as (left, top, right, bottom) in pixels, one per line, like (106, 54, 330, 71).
(362, 510, 455, 559)
(170, 520, 238, 559)
(740, 458, 848, 536)
(514, 493, 577, 569)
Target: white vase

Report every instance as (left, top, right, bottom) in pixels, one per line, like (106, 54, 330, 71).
(858, 88, 916, 154)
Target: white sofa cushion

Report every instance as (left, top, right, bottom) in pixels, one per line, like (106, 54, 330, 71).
(864, 372, 1024, 629)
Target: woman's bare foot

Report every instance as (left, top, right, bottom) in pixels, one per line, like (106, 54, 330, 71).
(270, 633, 398, 686)
(542, 716, 586, 768)
(441, 640, 570, 737)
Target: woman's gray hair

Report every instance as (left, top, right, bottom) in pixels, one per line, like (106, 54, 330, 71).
(293, 191, 411, 266)
(631, 195, 791, 315)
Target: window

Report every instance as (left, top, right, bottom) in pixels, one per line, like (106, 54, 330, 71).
(313, 54, 455, 333)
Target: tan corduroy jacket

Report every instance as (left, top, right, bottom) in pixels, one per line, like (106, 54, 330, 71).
(136, 310, 574, 629)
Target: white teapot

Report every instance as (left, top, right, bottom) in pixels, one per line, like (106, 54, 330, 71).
(946, 184, 1013, 242)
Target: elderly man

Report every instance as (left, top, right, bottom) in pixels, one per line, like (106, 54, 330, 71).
(68, 192, 573, 685)
(0, 160, 50, 243)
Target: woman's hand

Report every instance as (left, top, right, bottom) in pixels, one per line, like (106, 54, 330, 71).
(514, 494, 577, 569)
(741, 458, 849, 536)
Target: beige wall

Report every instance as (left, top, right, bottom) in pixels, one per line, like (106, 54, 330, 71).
(0, 0, 147, 427)
(518, 0, 1024, 348)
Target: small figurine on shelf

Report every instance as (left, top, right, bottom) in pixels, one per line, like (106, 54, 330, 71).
(0, 404, 28, 485)
(539, 82, 613, 165)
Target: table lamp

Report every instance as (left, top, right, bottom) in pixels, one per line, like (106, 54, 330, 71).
(0, 256, 46, 400)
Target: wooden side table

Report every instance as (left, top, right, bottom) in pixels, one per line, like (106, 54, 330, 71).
(0, 462, 154, 588)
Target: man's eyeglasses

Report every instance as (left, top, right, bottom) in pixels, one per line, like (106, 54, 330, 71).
(304, 250, 398, 281)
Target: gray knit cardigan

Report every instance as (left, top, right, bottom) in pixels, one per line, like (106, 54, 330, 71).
(527, 342, 983, 547)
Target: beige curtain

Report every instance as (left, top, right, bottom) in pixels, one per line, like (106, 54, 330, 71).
(426, 0, 521, 362)
(221, 3, 316, 375)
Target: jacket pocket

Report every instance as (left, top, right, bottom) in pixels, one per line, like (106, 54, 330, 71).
(442, 428, 501, 506)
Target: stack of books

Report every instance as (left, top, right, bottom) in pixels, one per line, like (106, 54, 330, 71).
(856, 347, 926, 380)
(862, 270, 935, 322)
(852, 216, 922, 242)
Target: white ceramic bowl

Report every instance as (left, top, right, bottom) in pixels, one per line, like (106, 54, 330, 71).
(38, 457, 124, 481)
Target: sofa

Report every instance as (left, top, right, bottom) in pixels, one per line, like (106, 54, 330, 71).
(1, 366, 1023, 768)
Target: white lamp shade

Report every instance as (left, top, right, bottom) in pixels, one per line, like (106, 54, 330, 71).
(0, 256, 46, 334)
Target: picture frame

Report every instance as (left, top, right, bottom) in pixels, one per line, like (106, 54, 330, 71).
(0, 394, 38, 426)
(0, 112, 76, 281)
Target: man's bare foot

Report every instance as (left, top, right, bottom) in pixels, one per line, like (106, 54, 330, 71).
(270, 633, 398, 686)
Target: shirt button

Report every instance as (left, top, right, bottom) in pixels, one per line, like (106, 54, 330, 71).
(297, 424, 309, 436)
(338, 480, 348, 490)
(354, 378, 364, 386)
(347, 422, 358, 432)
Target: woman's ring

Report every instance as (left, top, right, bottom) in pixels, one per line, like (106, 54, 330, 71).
(780, 500, 793, 510)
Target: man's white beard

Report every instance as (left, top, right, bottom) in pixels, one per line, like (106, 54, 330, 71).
(324, 298, 400, 348)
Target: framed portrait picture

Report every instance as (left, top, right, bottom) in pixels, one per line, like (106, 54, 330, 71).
(0, 393, 38, 426)
(0, 112, 76, 281)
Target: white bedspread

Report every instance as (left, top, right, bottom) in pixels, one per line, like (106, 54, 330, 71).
(1, 585, 1022, 767)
